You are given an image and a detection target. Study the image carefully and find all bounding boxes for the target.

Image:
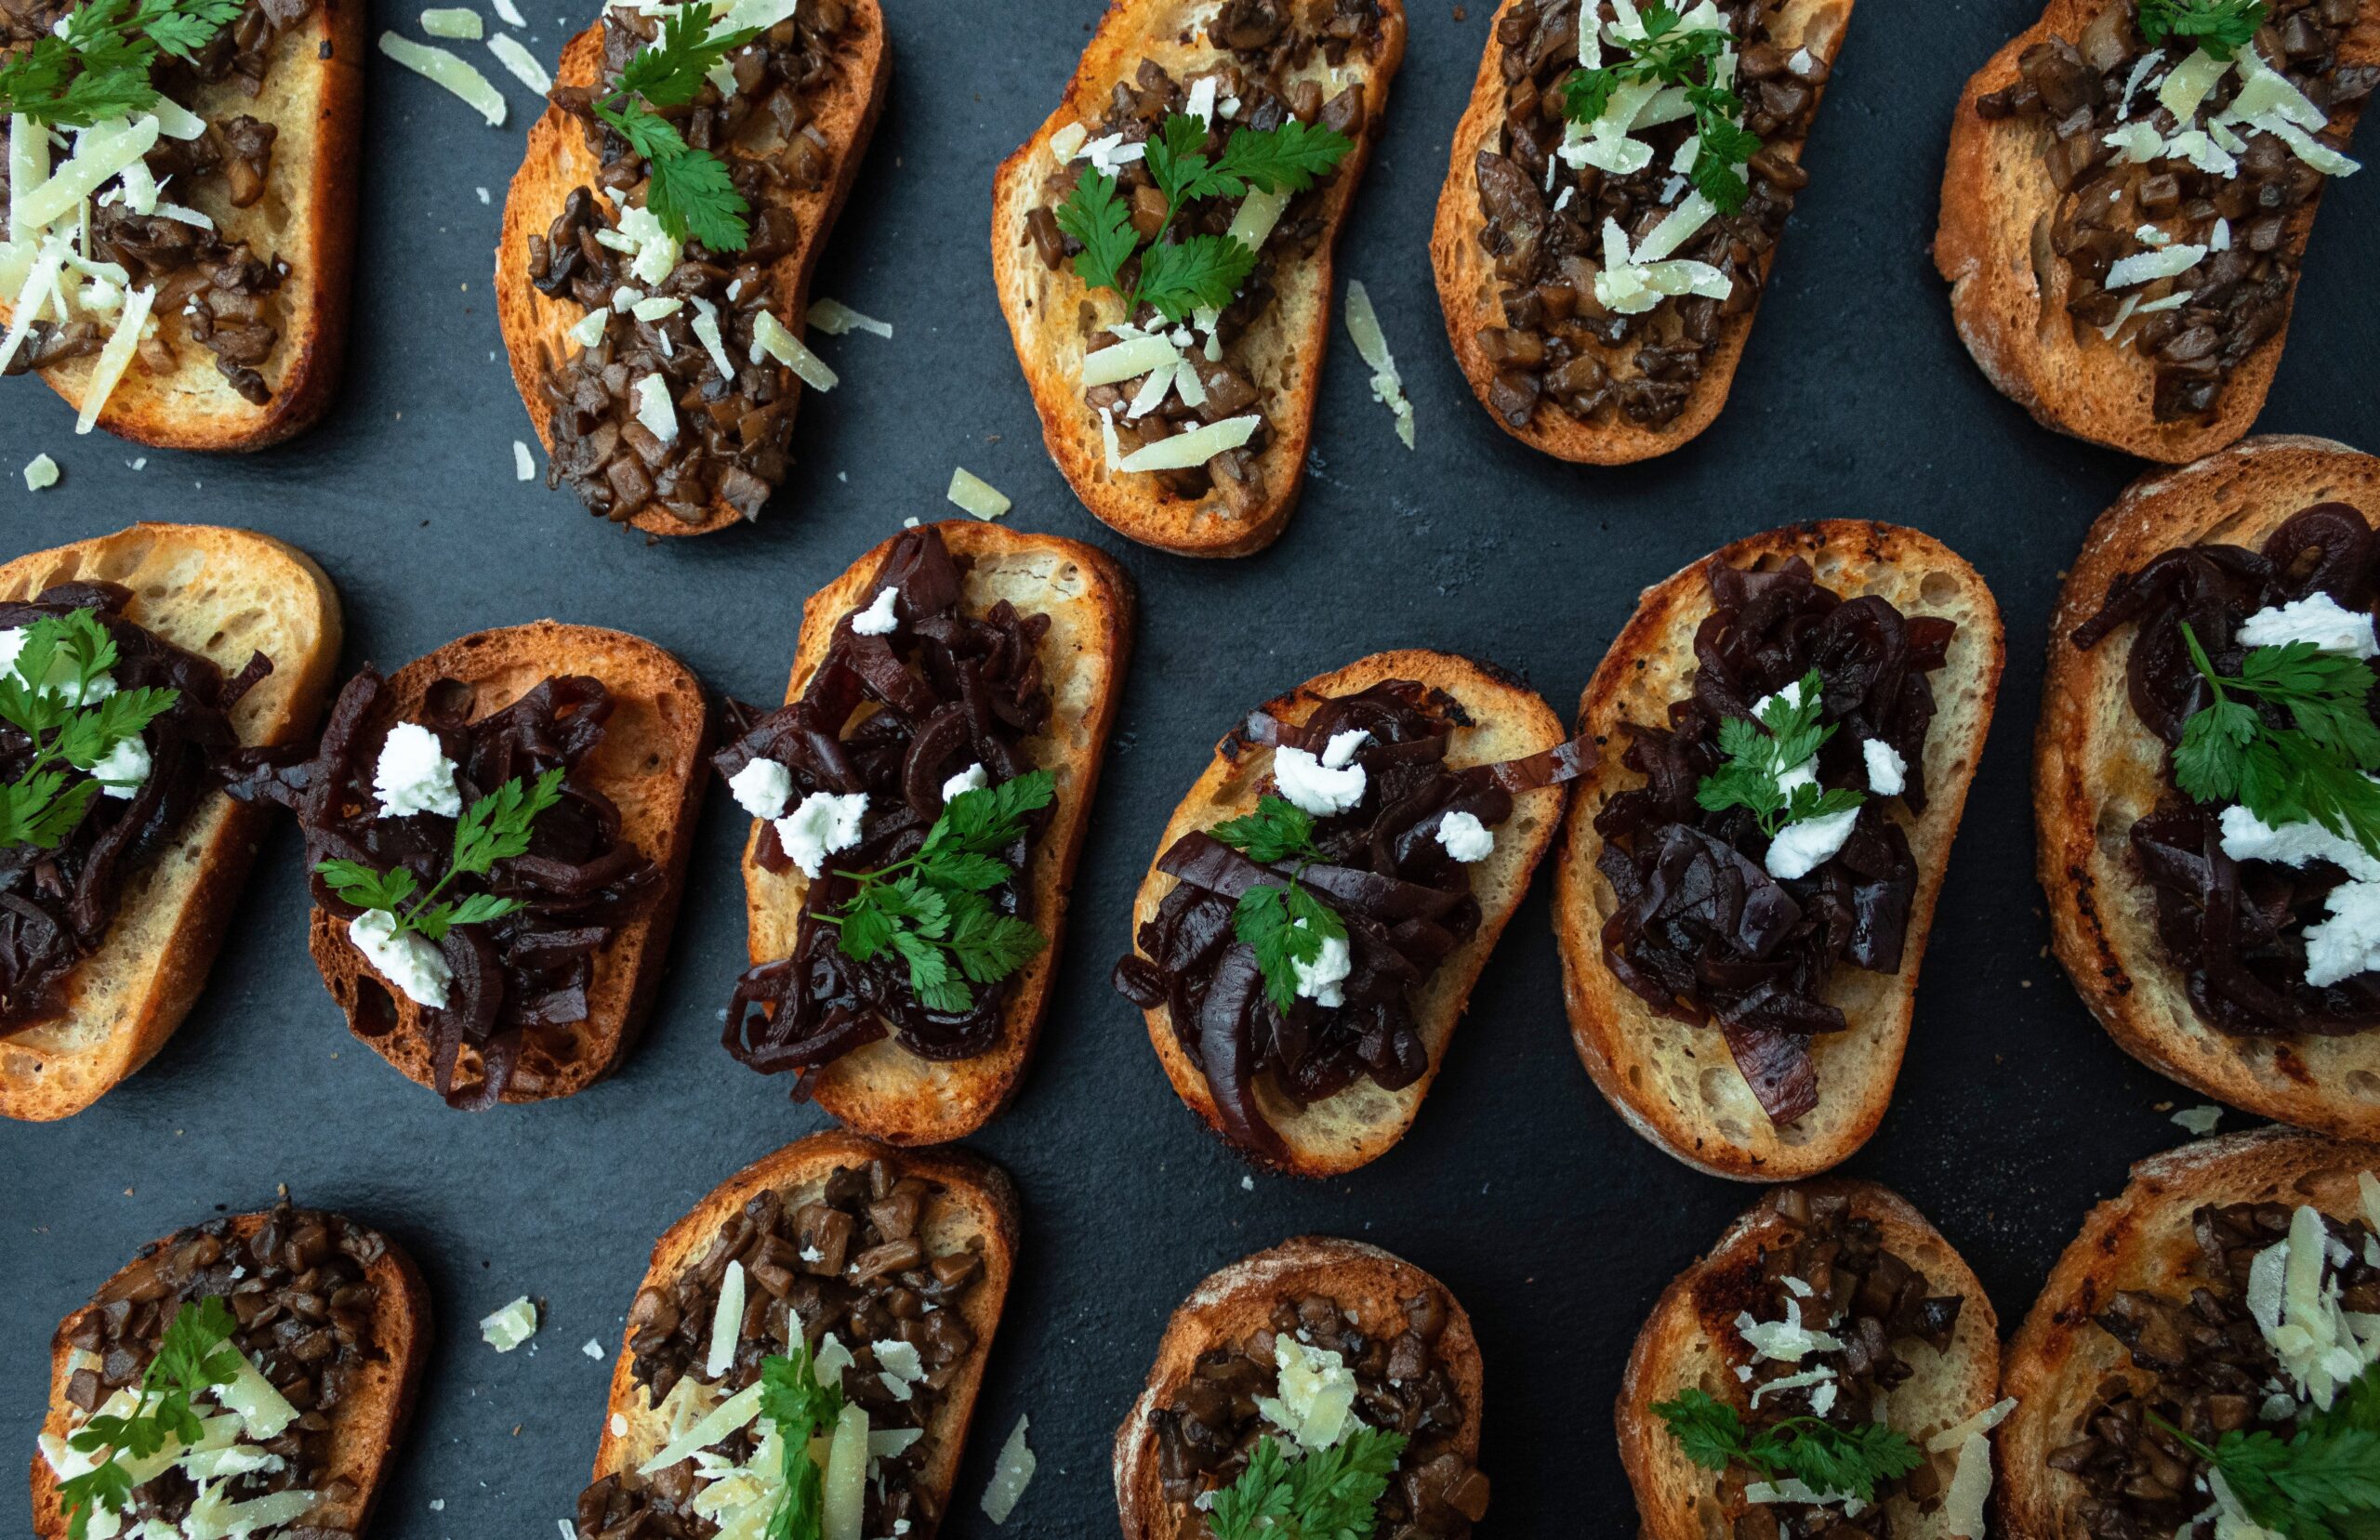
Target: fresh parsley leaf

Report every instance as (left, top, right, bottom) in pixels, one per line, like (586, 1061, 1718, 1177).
(0, 610, 178, 852)
(1055, 168, 1142, 298)
(2155, 1362, 2380, 1540)
(2174, 624, 2380, 858)
(759, 1343, 843, 1540)
(1234, 877, 1346, 1015)
(315, 859, 420, 915)
(590, 1, 759, 250)
(1207, 1428, 1408, 1540)
(1693, 670, 1865, 839)
(59, 1297, 241, 1540)
(1211, 795, 1321, 866)
(1655, 1387, 1923, 1507)
(2139, 0, 2270, 60)
(1136, 232, 1260, 324)
(1213, 117, 1355, 195)
(311, 766, 561, 947)
(1561, 3, 1764, 215)
(0, 0, 240, 125)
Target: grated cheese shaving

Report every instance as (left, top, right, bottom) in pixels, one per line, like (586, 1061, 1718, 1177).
(1225, 186, 1292, 254)
(689, 296, 737, 381)
(706, 1260, 744, 1380)
(946, 467, 1011, 520)
(74, 283, 153, 434)
(21, 453, 59, 491)
(978, 1415, 1035, 1525)
(1940, 1432, 1992, 1539)
(806, 297, 892, 337)
(1342, 280, 1414, 449)
(1114, 413, 1260, 473)
(378, 33, 508, 125)
(17, 115, 160, 235)
(487, 33, 552, 95)
(421, 7, 483, 37)
(632, 373, 679, 443)
(749, 310, 838, 390)
(1081, 333, 1181, 388)
(481, 1295, 539, 1351)
(514, 440, 537, 480)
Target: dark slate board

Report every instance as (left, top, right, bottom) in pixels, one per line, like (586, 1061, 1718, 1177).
(3, 0, 2377, 1534)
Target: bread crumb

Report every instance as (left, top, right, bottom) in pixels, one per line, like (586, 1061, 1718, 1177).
(2171, 1104, 2224, 1136)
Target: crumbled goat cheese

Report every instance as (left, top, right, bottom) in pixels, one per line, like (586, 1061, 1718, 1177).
(775, 791, 868, 879)
(89, 732, 151, 798)
(941, 763, 988, 803)
(349, 909, 452, 1008)
(2220, 801, 2380, 883)
(728, 757, 794, 822)
(1862, 738, 1907, 796)
(850, 586, 900, 636)
(1290, 921, 1353, 1007)
(373, 721, 463, 819)
(2239, 593, 2379, 659)
(1766, 807, 1859, 882)
(1437, 809, 1496, 862)
(1275, 745, 1367, 817)
(2303, 880, 2380, 988)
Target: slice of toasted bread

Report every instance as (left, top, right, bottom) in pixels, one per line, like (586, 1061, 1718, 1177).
(989, 0, 1408, 559)
(30, 1204, 431, 1539)
(589, 1130, 1018, 1521)
(308, 620, 709, 1104)
(494, 2, 892, 539)
(1113, 1235, 1485, 1539)
(1427, 0, 1855, 465)
(1619, 1179, 2003, 1540)
(0, 525, 342, 1122)
(742, 520, 1133, 1144)
(1936, 4, 2380, 465)
(1127, 650, 1570, 1178)
(2038, 435, 2380, 1141)
(1553, 521, 2005, 1180)
(1997, 1126, 2380, 1538)
(0, 0, 366, 449)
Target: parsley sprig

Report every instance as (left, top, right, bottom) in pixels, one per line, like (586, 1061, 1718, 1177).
(816, 770, 1051, 1015)
(0, 0, 242, 128)
(591, 2, 760, 251)
(2152, 1362, 2380, 1540)
(1563, 2, 1765, 213)
(0, 611, 177, 851)
(1206, 1428, 1409, 1540)
(1055, 112, 1353, 324)
(315, 767, 565, 942)
(758, 1341, 844, 1540)
(1694, 669, 1865, 838)
(2172, 624, 2380, 859)
(1210, 795, 1351, 1015)
(1655, 1388, 1924, 1508)
(58, 1296, 243, 1540)
(2139, 0, 2270, 61)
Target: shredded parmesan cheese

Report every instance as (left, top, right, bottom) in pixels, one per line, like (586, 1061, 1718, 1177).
(421, 7, 483, 37)
(513, 440, 537, 480)
(978, 1415, 1035, 1525)
(749, 310, 838, 390)
(487, 33, 552, 95)
(946, 467, 1011, 520)
(1114, 413, 1261, 472)
(20, 453, 59, 491)
(706, 1260, 745, 1380)
(806, 297, 892, 337)
(378, 33, 509, 125)
(1342, 280, 1415, 449)
(74, 283, 153, 434)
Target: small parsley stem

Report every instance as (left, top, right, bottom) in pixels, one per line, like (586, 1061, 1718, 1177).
(2181, 622, 2229, 704)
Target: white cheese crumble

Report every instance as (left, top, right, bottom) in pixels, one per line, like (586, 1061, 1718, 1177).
(1342, 280, 1415, 449)
(2246, 1204, 2380, 1409)
(89, 732, 151, 798)
(947, 467, 1012, 520)
(979, 1415, 1035, 1525)
(1766, 806, 1859, 882)
(512, 439, 536, 480)
(2238, 593, 2379, 659)
(850, 586, 900, 636)
(1437, 809, 1495, 862)
(632, 373, 678, 444)
(775, 791, 867, 879)
(481, 1296, 538, 1350)
(349, 909, 452, 1007)
(2219, 800, 2380, 883)
(2302, 880, 2380, 988)
(1275, 744, 1368, 817)
(727, 757, 794, 822)
(1735, 1297, 1844, 1364)
(21, 453, 59, 491)
(941, 763, 988, 803)
(1290, 921, 1353, 1007)
(374, 721, 463, 819)
(1862, 738, 1907, 797)
(582, 1338, 605, 1361)
(1253, 1337, 1358, 1449)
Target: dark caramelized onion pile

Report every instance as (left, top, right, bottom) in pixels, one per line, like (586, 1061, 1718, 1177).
(1112, 680, 1593, 1165)
(1593, 559, 1953, 1124)
(720, 527, 1052, 1094)
(231, 670, 659, 1109)
(2072, 502, 2380, 1038)
(0, 582, 270, 1038)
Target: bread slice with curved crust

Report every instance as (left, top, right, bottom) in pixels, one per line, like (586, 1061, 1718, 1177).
(1113, 1235, 1484, 1539)
(29, 1204, 431, 1539)
(308, 620, 710, 1105)
(1935, 3, 2380, 466)
(1997, 1126, 2380, 1538)
(741, 520, 1133, 1144)
(0, 524, 342, 1122)
(0, 0, 366, 449)
(494, 1, 891, 539)
(588, 1130, 1018, 1526)
(2037, 435, 2380, 1141)
(990, 0, 1408, 559)
(1553, 521, 2005, 1180)
(1619, 1178, 2002, 1540)
(1428, 0, 1855, 465)
(1126, 650, 1571, 1178)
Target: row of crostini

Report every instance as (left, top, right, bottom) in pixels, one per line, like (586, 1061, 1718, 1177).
(31, 1125, 2378, 1538)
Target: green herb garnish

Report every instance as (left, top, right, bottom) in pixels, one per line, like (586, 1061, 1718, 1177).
(2172, 624, 2380, 859)
(1206, 1428, 1409, 1540)
(1563, 2, 1765, 213)
(0, 0, 242, 128)
(817, 770, 1051, 1015)
(1693, 668, 1864, 837)
(1210, 794, 1352, 1015)
(1055, 112, 1353, 324)
(758, 1341, 845, 1540)
(0, 610, 178, 851)
(1655, 1387, 1924, 1508)
(2151, 1362, 2380, 1540)
(2139, 0, 2270, 61)
(58, 1296, 243, 1540)
(315, 766, 564, 941)
(589, 1, 760, 251)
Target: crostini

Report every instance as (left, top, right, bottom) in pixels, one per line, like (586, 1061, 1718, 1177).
(1620, 1179, 2003, 1540)
(1430, 0, 1855, 462)
(0, 524, 340, 1122)
(1554, 522, 2003, 1179)
(1937, 0, 2377, 464)
(32, 1197, 430, 1540)
(0, 0, 365, 448)
(718, 521, 1132, 1144)
(496, 0, 891, 536)
(2040, 435, 2380, 1140)
(991, 0, 1408, 558)
(1114, 1236, 1488, 1539)
(1998, 1127, 2380, 1539)
(573, 1130, 1017, 1540)
(235, 621, 708, 1108)
(1115, 650, 1591, 1176)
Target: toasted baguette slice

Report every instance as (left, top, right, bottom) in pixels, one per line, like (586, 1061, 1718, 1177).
(589, 1130, 1018, 1520)
(1128, 650, 1569, 1177)
(1619, 1179, 2002, 1540)
(2038, 435, 2380, 1140)
(1553, 522, 2005, 1180)
(1114, 1235, 1484, 1538)
(989, 0, 1408, 558)
(0, 0, 365, 449)
(309, 621, 709, 1103)
(30, 1204, 431, 1539)
(1998, 1127, 2380, 1537)
(743, 520, 1133, 1143)
(1936, 4, 2380, 465)
(0, 525, 342, 1122)
(495, 2, 891, 539)
(1428, 0, 1854, 465)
